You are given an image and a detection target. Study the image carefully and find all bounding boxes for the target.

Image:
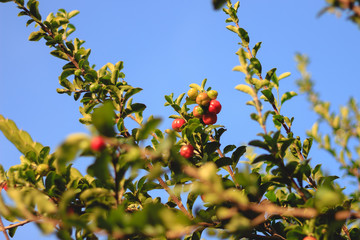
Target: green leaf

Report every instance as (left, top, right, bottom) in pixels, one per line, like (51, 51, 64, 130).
(231, 146, 246, 164)
(238, 28, 250, 46)
(278, 72, 291, 80)
(223, 144, 236, 154)
(8, 226, 17, 237)
(27, 0, 41, 20)
(92, 102, 116, 137)
(249, 58, 262, 75)
(28, 31, 44, 41)
(252, 42, 262, 57)
(200, 78, 207, 90)
(302, 138, 313, 159)
(248, 140, 270, 151)
(232, 65, 247, 73)
(235, 84, 254, 96)
(205, 141, 220, 155)
(60, 68, 76, 80)
(50, 50, 69, 61)
(124, 103, 146, 116)
(265, 68, 276, 81)
(137, 118, 161, 141)
(0, 115, 43, 156)
(215, 157, 233, 168)
(68, 10, 80, 19)
(252, 154, 276, 164)
(261, 89, 275, 103)
(212, 0, 227, 10)
(280, 91, 297, 105)
(186, 191, 198, 216)
(55, 133, 89, 173)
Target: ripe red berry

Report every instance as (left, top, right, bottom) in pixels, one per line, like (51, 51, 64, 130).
(193, 105, 204, 118)
(180, 145, 194, 158)
(172, 118, 186, 132)
(303, 237, 316, 240)
(208, 99, 222, 114)
(91, 136, 106, 151)
(3, 183, 7, 191)
(202, 113, 217, 125)
(196, 92, 211, 106)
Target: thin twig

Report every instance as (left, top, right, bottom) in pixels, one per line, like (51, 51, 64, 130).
(0, 216, 10, 240)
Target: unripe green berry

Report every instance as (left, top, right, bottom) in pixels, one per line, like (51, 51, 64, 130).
(36, 164, 50, 176)
(187, 88, 199, 100)
(207, 90, 218, 99)
(89, 83, 101, 92)
(74, 69, 82, 76)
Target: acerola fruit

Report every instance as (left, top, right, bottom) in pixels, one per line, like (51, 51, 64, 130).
(36, 164, 50, 176)
(208, 99, 222, 114)
(172, 118, 186, 132)
(196, 92, 211, 106)
(187, 88, 199, 100)
(202, 113, 217, 125)
(3, 183, 7, 191)
(193, 105, 205, 118)
(180, 145, 194, 158)
(89, 83, 101, 92)
(91, 136, 106, 151)
(303, 236, 316, 240)
(207, 90, 218, 99)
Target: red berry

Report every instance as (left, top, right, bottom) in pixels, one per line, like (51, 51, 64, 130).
(196, 92, 211, 106)
(91, 136, 106, 151)
(3, 183, 7, 191)
(193, 105, 204, 118)
(172, 118, 186, 132)
(180, 145, 194, 158)
(208, 99, 222, 114)
(202, 113, 217, 125)
(303, 237, 316, 240)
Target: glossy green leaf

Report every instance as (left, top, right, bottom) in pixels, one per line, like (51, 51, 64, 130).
(215, 157, 233, 168)
(0, 115, 43, 156)
(238, 28, 249, 46)
(137, 117, 161, 141)
(250, 57, 262, 75)
(252, 42, 262, 57)
(50, 50, 69, 61)
(27, 0, 41, 20)
(281, 91, 297, 105)
(28, 31, 44, 41)
(235, 84, 254, 96)
(92, 102, 116, 137)
(261, 89, 275, 103)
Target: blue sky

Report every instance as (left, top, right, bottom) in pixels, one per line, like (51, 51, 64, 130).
(1, 0, 360, 239)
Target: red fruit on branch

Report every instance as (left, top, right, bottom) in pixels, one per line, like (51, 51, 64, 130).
(91, 136, 106, 151)
(196, 92, 211, 106)
(193, 105, 205, 118)
(208, 99, 222, 114)
(202, 113, 217, 125)
(3, 183, 8, 191)
(172, 118, 186, 132)
(180, 144, 194, 158)
(303, 237, 316, 240)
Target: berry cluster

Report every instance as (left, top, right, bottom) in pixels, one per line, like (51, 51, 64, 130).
(189, 88, 221, 125)
(171, 86, 222, 159)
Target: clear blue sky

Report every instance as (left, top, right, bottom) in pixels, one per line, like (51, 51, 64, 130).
(1, 1, 360, 239)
